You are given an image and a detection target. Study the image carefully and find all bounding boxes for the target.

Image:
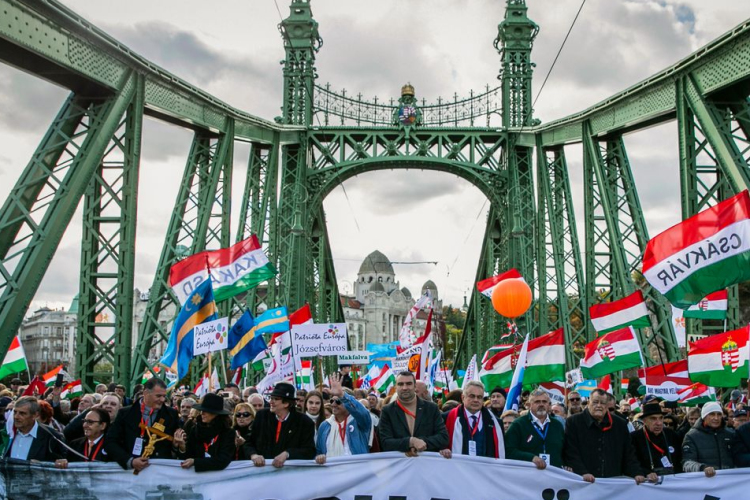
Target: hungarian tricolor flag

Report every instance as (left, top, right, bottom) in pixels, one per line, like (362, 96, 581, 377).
(683, 290, 728, 320)
(589, 290, 650, 334)
(0, 336, 28, 379)
(372, 364, 395, 394)
(643, 190, 750, 309)
(476, 268, 522, 299)
(481, 344, 513, 365)
(43, 365, 64, 387)
(638, 359, 691, 402)
(599, 374, 612, 394)
(580, 327, 643, 379)
(688, 326, 749, 387)
(677, 382, 717, 406)
(169, 234, 277, 305)
(480, 328, 566, 389)
(61, 379, 83, 399)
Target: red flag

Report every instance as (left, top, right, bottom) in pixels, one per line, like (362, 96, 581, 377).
(22, 376, 46, 396)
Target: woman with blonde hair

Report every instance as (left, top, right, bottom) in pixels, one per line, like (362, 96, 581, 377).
(232, 402, 255, 459)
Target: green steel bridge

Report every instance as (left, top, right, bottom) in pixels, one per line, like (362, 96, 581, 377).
(0, 0, 749, 390)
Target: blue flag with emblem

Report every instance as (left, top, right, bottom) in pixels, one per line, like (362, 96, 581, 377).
(228, 310, 269, 370)
(160, 278, 218, 380)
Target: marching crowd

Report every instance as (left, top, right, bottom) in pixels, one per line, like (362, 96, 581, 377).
(1, 372, 749, 484)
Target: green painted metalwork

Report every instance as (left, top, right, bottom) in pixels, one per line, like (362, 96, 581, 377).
(0, 71, 137, 362)
(535, 143, 587, 367)
(76, 74, 145, 390)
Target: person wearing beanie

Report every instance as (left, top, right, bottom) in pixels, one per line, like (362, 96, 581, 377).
(488, 387, 506, 418)
(682, 401, 734, 476)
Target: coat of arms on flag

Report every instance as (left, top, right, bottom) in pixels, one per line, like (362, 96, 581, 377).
(597, 339, 615, 361)
(721, 336, 740, 372)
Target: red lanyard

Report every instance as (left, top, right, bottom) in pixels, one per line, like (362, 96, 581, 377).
(337, 419, 347, 444)
(203, 435, 218, 455)
(84, 438, 104, 461)
(467, 413, 480, 439)
(140, 401, 154, 438)
(600, 412, 613, 432)
(275, 420, 283, 443)
(644, 428, 666, 455)
(396, 400, 417, 420)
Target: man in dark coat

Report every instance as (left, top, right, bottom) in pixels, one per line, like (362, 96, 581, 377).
(505, 389, 564, 468)
(244, 382, 315, 468)
(440, 381, 504, 459)
(104, 378, 179, 472)
(731, 419, 750, 467)
(5, 396, 66, 462)
(563, 388, 646, 484)
(682, 401, 734, 476)
(378, 371, 448, 455)
(631, 402, 681, 476)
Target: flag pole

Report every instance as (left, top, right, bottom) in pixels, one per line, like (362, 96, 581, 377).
(316, 354, 324, 392)
(439, 347, 451, 395)
(219, 349, 227, 387)
(207, 353, 213, 393)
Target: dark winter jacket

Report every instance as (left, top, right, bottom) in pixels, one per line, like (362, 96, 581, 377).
(731, 421, 750, 467)
(682, 418, 734, 472)
(179, 418, 235, 472)
(563, 409, 643, 478)
(242, 409, 315, 460)
(631, 426, 682, 474)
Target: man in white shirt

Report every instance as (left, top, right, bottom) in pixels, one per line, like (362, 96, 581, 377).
(6, 396, 66, 461)
(440, 381, 504, 459)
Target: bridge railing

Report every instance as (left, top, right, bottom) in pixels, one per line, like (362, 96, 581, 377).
(313, 83, 503, 127)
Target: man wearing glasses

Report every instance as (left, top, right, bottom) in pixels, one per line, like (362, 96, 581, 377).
(563, 388, 647, 484)
(315, 372, 371, 463)
(244, 382, 315, 468)
(565, 391, 583, 416)
(378, 371, 448, 457)
(55, 408, 112, 468)
(440, 381, 504, 459)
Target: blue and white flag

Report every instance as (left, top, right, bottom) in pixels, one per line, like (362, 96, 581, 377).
(504, 334, 529, 412)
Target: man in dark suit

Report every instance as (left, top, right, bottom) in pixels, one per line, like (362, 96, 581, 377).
(244, 382, 315, 468)
(5, 396, 66, 462)
(104, 378, 179, 472)
(378, 371, 448, 456)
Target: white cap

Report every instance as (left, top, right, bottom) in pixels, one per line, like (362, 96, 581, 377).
(701, 401, 722, 420)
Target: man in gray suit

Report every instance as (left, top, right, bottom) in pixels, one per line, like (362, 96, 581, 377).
(378, 371, 448, 456)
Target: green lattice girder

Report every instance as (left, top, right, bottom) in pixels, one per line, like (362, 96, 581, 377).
(76, 74, 144, 390)
(535, 143, 588, 368)
(0, 0, 301, 144)
(0, 71, 137, 361)
(129, 129, 233, 388)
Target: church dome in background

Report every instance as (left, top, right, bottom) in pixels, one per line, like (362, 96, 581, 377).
(358, 250, 394, 275)
(401, 287, 412, 298)
(369, 282, 385, 293)
(421, 280, 438, 300)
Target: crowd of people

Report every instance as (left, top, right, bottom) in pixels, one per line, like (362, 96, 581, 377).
(1, 372, 749, 484)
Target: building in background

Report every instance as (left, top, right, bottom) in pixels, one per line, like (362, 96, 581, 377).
(341, 250, 444, 350)
(18, 298, 78, 375)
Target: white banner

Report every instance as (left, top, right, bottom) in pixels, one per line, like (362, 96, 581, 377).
(193, 317, 229, 355)
(337, 351, 371, 365)
(292, 323, 348, 357)
(392, 345, 419, 373)
(1, 453, 746, 500)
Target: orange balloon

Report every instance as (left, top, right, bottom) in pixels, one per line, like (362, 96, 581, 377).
(491, 278, 532, 318)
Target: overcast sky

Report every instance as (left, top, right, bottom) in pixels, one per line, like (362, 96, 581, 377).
(1, 0, 749, 315)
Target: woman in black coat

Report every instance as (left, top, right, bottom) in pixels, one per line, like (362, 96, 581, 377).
(173, 393, 235, 472)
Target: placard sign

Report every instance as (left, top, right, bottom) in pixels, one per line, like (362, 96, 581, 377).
(292, 323, 348, 357)
(337, 351, 371, 365)
(193, 317, 229, 355)
(392, 345, 420, 373)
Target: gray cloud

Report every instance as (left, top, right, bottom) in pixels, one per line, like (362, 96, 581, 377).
(0, 69, 69, 131)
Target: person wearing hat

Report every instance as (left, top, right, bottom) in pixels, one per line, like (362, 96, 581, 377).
(682, 401, 734, 476)
(243, 382, 315, 468)
(173, 393, 235, 472)
(630, 402, 681, 477)
(488, 387, 506, 419)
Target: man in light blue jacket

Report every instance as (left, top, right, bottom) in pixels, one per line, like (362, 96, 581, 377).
(315, 372, 371, 463)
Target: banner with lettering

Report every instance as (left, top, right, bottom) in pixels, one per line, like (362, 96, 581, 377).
(2, 453, 747, 500)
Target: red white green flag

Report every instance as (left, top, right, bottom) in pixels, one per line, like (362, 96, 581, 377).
(43, 365, 64, 387)
(481, 344, 513, 365)
(637, 359, 691, 402)
(677, 382, 717, 406)
(169, 234, 277, 305)
(372, 364, 396, 394)
(688, 326, 749, 387)
(683, 290, 728, 320)
(476, 268, 522, 300)
(580, 327, 643, 379)
(61, 379, 83, 399)
(620, 379, 629, 392)
(589, 291, 650, 335)
(643, 190, 750, 309)
(599, 374, 612, 394)
(480, 328, 566, 389)
(0, 336, 28, 379)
